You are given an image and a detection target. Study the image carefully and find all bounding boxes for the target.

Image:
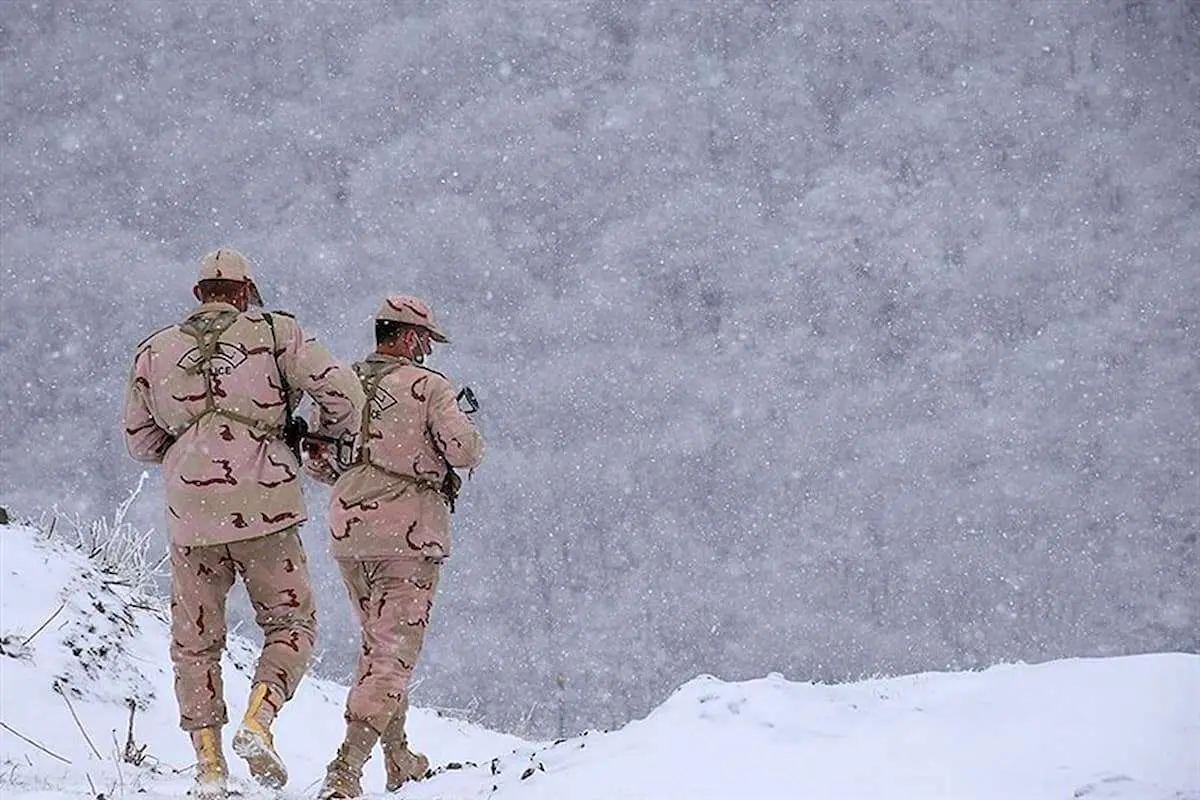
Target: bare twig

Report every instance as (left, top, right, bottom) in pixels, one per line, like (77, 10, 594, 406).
(125, 699, 136, 750)
(21, 601, 67, 648)
(55, 684, 102, 760)
(126, 602, 161, 614)
(45, 475, 165, 602)
(110, 731, 125, 796)
(122, 698, 149, 766)
(0, 720, 72, 764)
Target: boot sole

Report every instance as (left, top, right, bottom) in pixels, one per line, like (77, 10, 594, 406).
(318, 776, 363, 800)
(232, 728, 287, 789)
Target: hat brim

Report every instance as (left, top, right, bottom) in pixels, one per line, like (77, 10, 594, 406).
(428, 328, 450, 344)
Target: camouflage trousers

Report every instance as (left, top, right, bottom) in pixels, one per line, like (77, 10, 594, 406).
(337, 556, 441, 735)
(169, 526, 316, 731)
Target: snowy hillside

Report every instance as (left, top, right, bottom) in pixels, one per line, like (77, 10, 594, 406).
(0, 521, 522, 798)
(1, 521, 1197, 800)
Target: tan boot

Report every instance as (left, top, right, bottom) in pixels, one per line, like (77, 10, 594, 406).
(380, 709, 429, 791)
(189, 727, 228, 799)
(232, 683, 288, 789)
(318, 722, 379, 800)
(382, 741, 429, 792)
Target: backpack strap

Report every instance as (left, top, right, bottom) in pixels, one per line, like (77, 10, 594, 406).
(262, 313, 294, 423)
(263, 312, 308, 461)
(173, 309, 239, 431)
(170, 309, 285, 439)
(354, 359, 406, 466)
(348, 358, 454, 509)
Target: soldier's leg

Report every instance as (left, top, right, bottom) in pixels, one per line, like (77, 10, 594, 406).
(170, 542, 236, 731)
(338, 559, 375, 717)
(345, 557, 439, 730)
(381, 700, 430, 792)
(319, 559, 378, 799)
(170, 543, 236, 798)
(379, 558, 439, 790)
(229, 526, 315, 788)
(235, 526, 316, 709)
(330, 557, 439, 794)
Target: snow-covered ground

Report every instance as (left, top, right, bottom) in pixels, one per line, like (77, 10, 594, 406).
(1, 521, 1197, 800)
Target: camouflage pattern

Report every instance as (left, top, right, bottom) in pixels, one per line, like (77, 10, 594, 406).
(198, 248, 255, 282)
(321, 302, 481, 769)
(170, 527, 315, 731)
(198, 248, 263, 306)
(123, 301, 364, 547)
(328, 353, 484, 560)
(337, 557, 441, 733)
(375, 294, 450, 342)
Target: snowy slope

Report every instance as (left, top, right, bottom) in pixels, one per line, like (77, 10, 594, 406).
(402, 659, 1200, 800)
(0, 522, 523, 798)
(1, 521, 1198, 800)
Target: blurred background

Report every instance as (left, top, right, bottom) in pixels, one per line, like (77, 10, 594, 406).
(1, 0, 1197, 737)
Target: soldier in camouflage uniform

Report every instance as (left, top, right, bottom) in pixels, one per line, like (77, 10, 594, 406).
(308, 295, 484, 799)
(122, 249, 365, 798)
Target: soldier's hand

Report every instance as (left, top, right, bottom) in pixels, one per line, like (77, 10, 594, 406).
(302, 439, 329, 460)
(302, 442, 338, 485)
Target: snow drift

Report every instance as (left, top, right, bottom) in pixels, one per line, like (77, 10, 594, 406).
(1, 520, 1196, 800)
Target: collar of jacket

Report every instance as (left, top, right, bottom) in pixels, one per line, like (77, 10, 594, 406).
(364, 352, 415, 367)
(191, 301, 241, 316)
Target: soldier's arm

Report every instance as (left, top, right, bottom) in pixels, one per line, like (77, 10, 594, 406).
(427, 376, 484, 469)
(122, 347, 173, 464)
(274, 314, 365, 439)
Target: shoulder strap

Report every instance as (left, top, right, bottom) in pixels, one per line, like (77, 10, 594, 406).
(177, 309, 240, 414)
(349, 359, 456, 509)
(171, 309, 284, 438)
(262, 312, 293, 422)
(354, 359, 407, 465)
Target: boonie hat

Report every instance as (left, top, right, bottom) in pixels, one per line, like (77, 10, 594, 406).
(376, 295, 450, 343)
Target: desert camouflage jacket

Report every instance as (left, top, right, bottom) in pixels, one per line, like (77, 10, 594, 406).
(327, 353, 483, 560)
(123, 302, 364, 546)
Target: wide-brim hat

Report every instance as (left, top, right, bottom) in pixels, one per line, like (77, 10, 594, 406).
(376, 294, 450, 343)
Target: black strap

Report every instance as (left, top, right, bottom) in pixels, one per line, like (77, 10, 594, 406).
(263, 312, 306, 460)
(262, 313, 293, 422)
